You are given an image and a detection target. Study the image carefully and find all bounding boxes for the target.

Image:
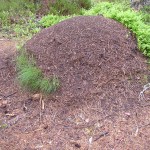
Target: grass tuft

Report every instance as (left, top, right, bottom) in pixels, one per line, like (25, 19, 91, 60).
(40, 77, 59, 93)
(18, 66, 42, 91)
(17, 48, 59, 94)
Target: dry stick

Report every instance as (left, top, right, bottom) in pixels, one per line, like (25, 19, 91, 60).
(39, 94, 42, 124)
(39, 94, 45, 124)
(93, 131, 109, 142)
(5, 92, 17, 98)
(0, 92, 17, 99)
(41, 99, 45, 110)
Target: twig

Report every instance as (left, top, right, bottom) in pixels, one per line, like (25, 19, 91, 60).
(139, 83, 150, 101)
(93, 131, 109, 141)
(0, 92, 17, 99)
(139, 122, 150, 129)
(5, 92, 17, 98)
(39, 95, 42, 124)
(23, 100, 27, 111)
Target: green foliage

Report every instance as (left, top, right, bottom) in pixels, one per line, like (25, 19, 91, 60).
(0, 11, 10, 27)
(18, 66, 42, 91)
(40, 77, 59, 93)
(0, 0, 36, 12)
(0, 0, 40, 38)
(40, 14, 71, 27)
(17, 49, 59, 93)
(49, 0, 81, 15)
(84, 2, 150, 57)
(140, 5, 150, 24)
(13, 14, 41, 38)
(0, 0, 36, 26)
(73, 0, 92, 10)
(49, 0, 92, 15)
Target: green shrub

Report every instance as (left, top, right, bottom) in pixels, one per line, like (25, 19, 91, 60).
(13, 13, 41, 38)
(49, 0, 92, 15)
(0, 0, 35, 27)
(140, 5, 150, 24)
(0, 0, 40, 38)
(74, 0, 92, 10)
(0, 11, 10, 27)
(40, 14, 71, 27)
(49, 0, 80, 15)
(0, 0, 36, 13)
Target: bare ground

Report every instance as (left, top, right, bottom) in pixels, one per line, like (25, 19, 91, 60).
(0, 36, 150, 150)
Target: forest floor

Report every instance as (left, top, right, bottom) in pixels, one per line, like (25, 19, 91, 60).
(0, 35, 150, 150)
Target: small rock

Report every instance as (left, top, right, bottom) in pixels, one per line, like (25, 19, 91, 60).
(31, 93, 41, 101)
(85, 118, 89, 123)
(125, 112, 131, 116)
(43, 124, 48, 129)
(35, 144, 43, 149)
(75, 143, 81, 148)
(0, 100, 7, 108)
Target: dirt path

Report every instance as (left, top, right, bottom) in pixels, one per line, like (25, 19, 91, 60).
(0, 38, 150, 150)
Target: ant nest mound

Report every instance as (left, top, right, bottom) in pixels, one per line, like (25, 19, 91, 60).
(25, 16, 148, 108)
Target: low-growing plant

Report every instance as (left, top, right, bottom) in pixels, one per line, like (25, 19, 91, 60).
(49, 0, 80, 15)
(13, 14, 41, 38)
(49, 0, 92, 15)
(72, 0, 92, 10)
(0, 0, 40, 39)
(17, 48, 59, 93)
(0, 0, 36, 26)
(40, 14, 71, 27)
(140, 5, 150, 24)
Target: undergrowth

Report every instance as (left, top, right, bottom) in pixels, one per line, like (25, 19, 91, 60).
(49, 0, 92, 15)
(17, 49, 59, 93)
(140, 5, 150, 24)
(0, 0, 40, 39)
(40, 14, 71, 28)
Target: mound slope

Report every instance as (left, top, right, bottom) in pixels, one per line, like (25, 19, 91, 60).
(25, 16, 147, 108)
